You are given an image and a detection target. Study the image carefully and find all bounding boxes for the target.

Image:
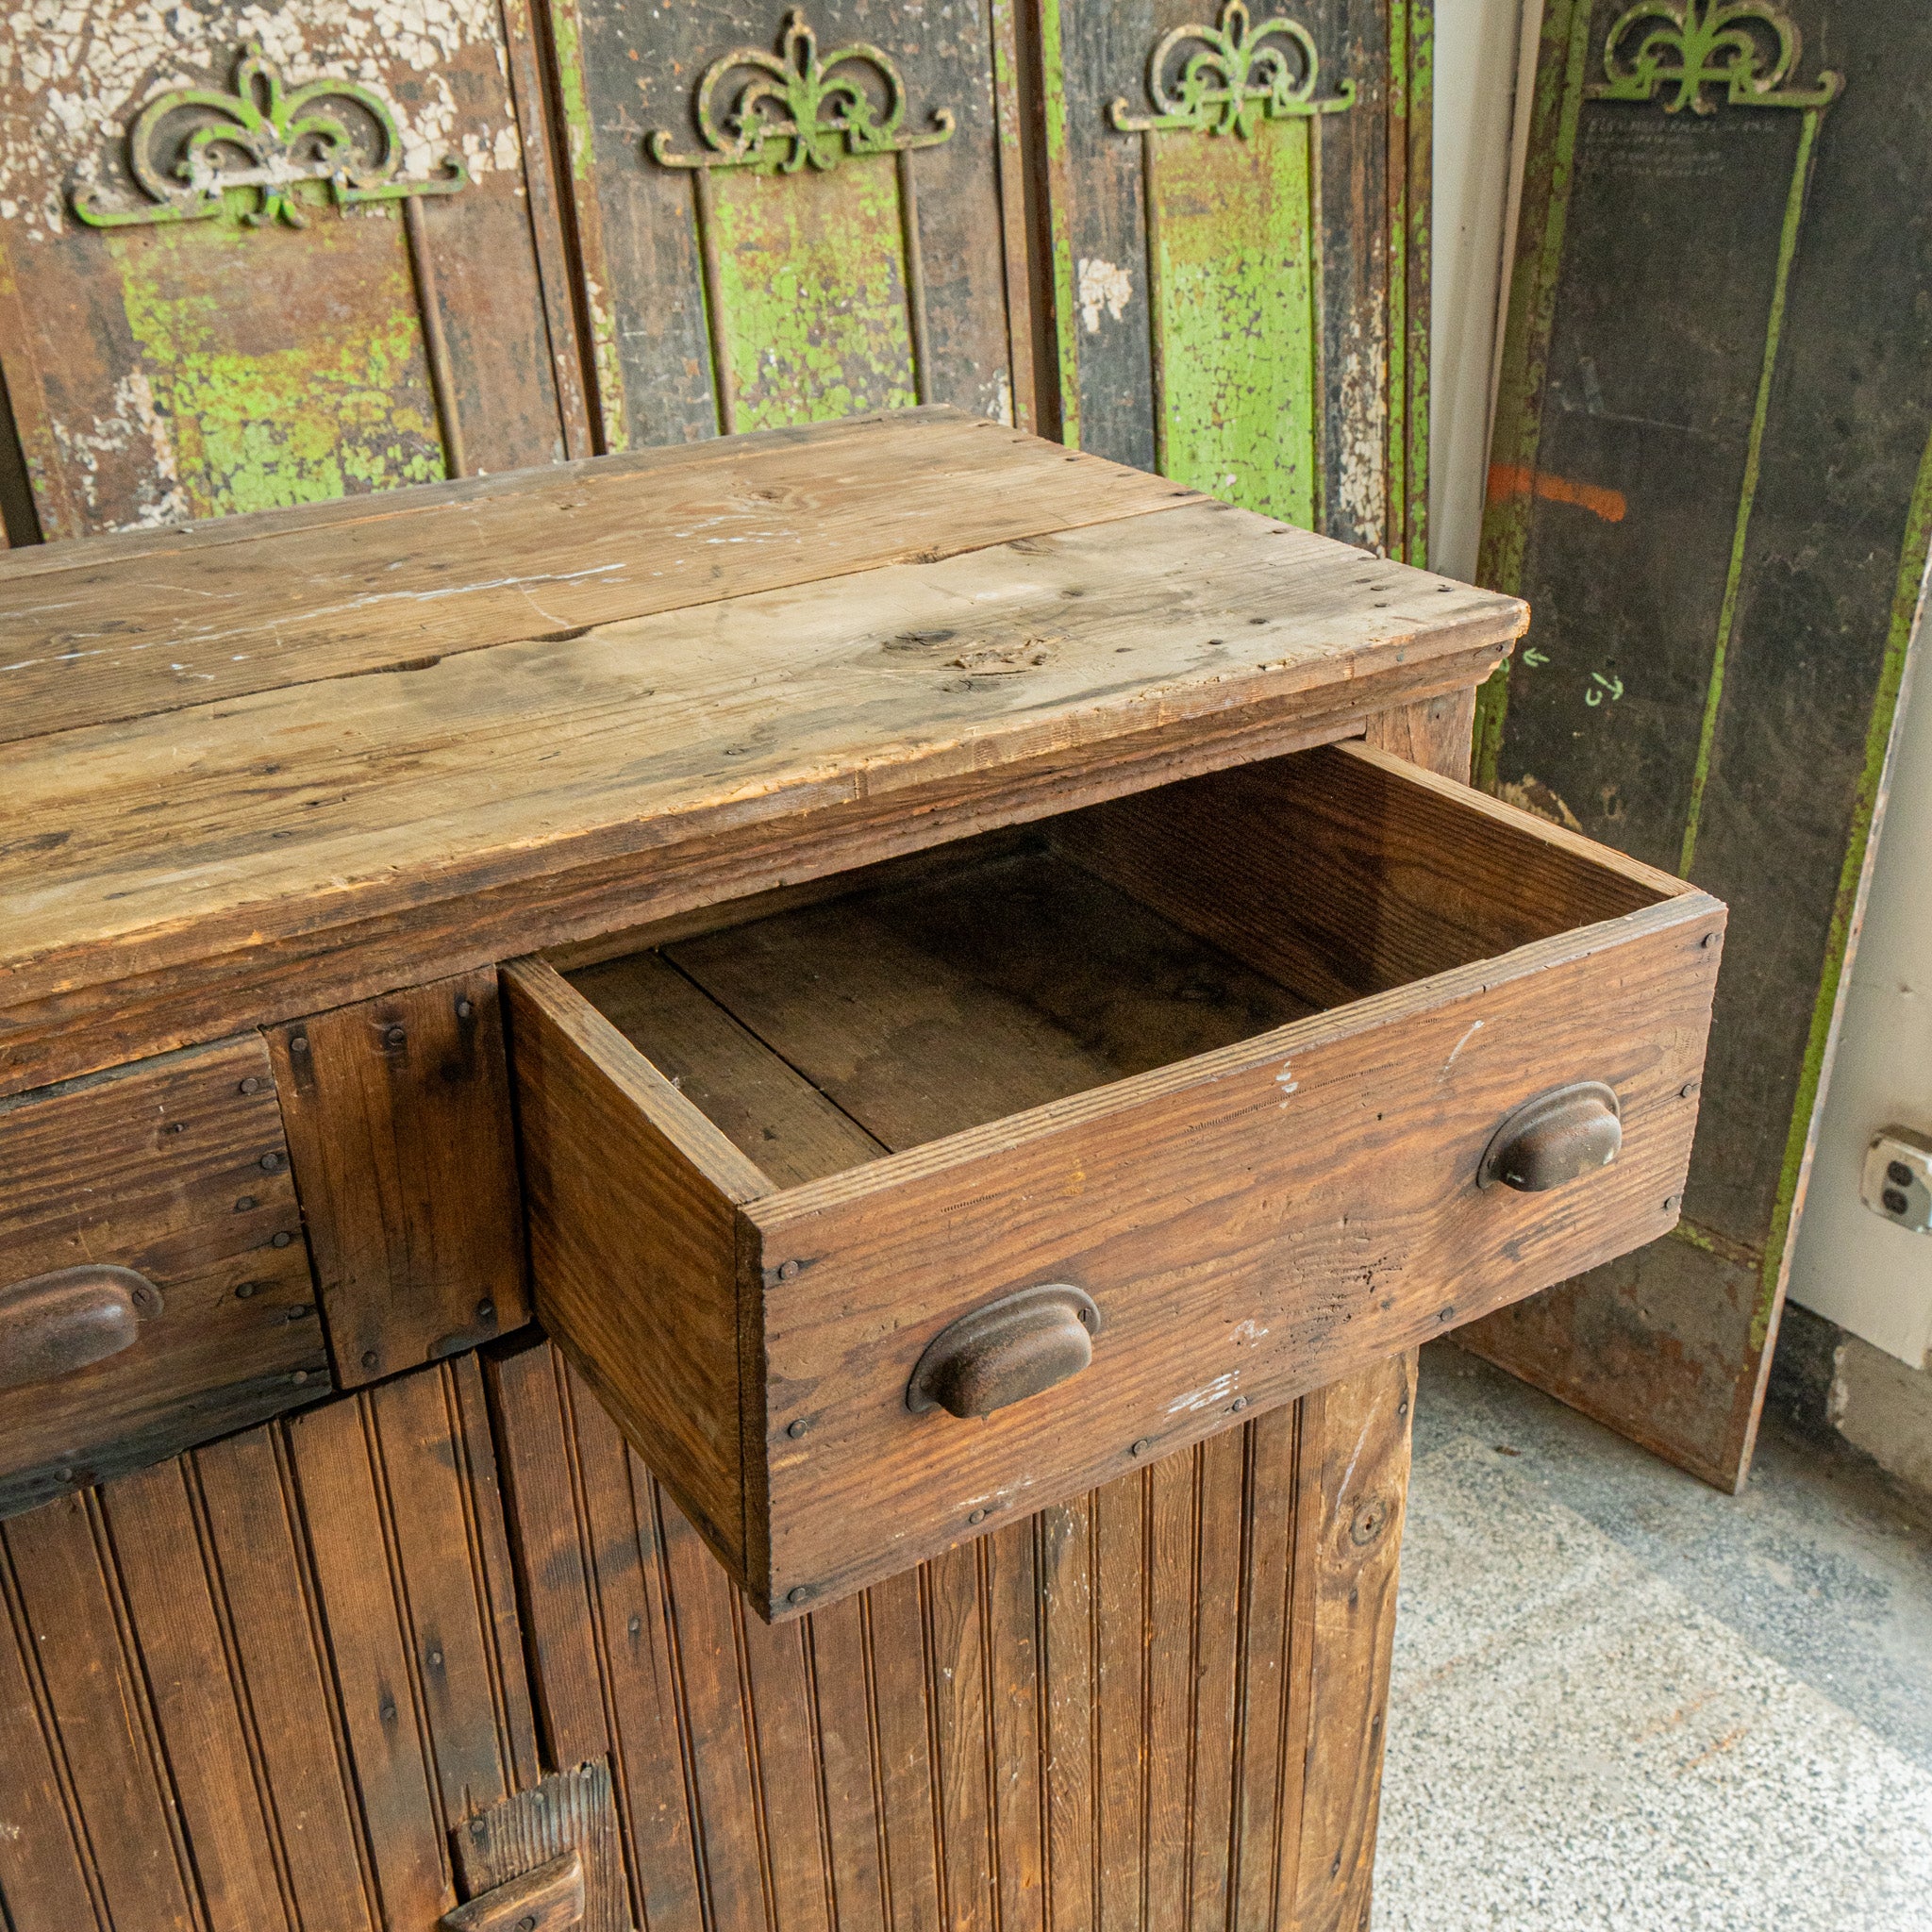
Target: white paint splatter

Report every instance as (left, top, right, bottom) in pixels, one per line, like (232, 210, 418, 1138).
(1441, 1019, 1484, 1076)
(1168, 1373, 1237, 1416)
(1230, 1317, 1269, 1346)
(1276, 1059, 1299, 1107)
(1076, 256, 1132, 335)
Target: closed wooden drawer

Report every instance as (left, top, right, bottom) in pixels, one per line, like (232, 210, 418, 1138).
(0, 1037, 325, 1516)
(508, 741, 1724, 1617)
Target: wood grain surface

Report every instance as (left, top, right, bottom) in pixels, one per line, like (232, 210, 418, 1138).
(488, 1337, 1335, 1932)
(0, 1354, 537, 1932)
(269, 971, 527, 1389)
(0, 1036, 322, 1517)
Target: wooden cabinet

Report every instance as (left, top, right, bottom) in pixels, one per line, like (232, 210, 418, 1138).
(0, 414, 1714, 1928)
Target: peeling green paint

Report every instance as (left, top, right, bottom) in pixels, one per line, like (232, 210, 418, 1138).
(111, 204, 442, 520)
(1754, 419, 1932, 1349)
(1038, 0, 1080, 447)
(1148, 117, 1317, 525)
(708, 155, 917, 431)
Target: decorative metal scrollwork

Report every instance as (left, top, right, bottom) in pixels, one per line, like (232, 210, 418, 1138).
(1109, 0, 1354, 138)
(75, 43, 469, 230)
(1590, 1, 1843, 114)
(648, 8, 955, 175)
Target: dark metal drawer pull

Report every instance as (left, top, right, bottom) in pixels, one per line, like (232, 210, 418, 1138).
(906, 1284, 1103, 1420)
(0, 1265, 162, 1394)
(1479, 1082, 1623, 1192)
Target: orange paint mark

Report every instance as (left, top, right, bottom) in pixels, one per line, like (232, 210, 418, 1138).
(1487, 461, 1627, 525)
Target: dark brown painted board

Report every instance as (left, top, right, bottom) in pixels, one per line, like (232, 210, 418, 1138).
(0, 1034, 324, 1518)
(0, 1, 577, 543)
(0, 1354, 537, 1932)
(270, 969, 528, 1388)
(490, 1337, 1360, 1932)
(1468, 0, 1932, 1490)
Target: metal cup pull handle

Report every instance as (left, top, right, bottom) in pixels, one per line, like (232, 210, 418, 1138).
(906, 1284, 1103, 1419)
(0, 1264, 162, 1394)
(1478, 1082, 1623, 1192)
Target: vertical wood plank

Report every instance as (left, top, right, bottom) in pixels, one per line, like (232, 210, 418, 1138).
(1142, 1448, 1196, 1931)
(1, 1493, 200, 1932)
(1188, 1428, 1246, 1930)
(1287, 1353, 1415, 1932)
(193, 1426, 381, 1932)
(284, 1394, 454, 1925)
(0, 1525, 108, 1932)
(980, 1517, 1044, 1932)
(1036, 1494, 1094, 1932)
(867, 1566, 944, 1932)
(737, 1599, 834, 1932)
(104, 1460, 293, 1932)
(804, 1591, 891, 1932)
(1091, 1465, 1142, 1932)
(924, 1541, 994, 1932)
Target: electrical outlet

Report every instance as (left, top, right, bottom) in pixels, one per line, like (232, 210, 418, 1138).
(1860, 1127, 1932, 1234)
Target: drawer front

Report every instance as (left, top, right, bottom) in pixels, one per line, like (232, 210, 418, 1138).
(748, 899, 1719, 1607)
(0, 1037, 325, 1515)
(510, 744, 1724, 1617)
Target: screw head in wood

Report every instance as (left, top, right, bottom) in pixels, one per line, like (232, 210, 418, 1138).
(968, 1507, 987, 1525)
(787, 1419, 808, 1439)
(238, 1076, 261, 1095)
(788, 1586, 811, 1607)
(777, 1259, 800, 1281)
(1130, 1438, 1152, 1457)
(1229, 1395, 1249, 1412)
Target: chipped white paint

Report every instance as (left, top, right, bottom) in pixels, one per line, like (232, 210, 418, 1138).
(1334, 333, 1390, 540)
(0, 0, 516, 239)
(1075, 255, 1132, 335)
(1276, 1058, 1299, 1106)
(48, 367, 187, 524)
(989, 367, 1014, 427)
(1168, 1371, 1237, 1416)
(1441, 1018, 1484, 1076)
(1230, 1316, 1269, 1346)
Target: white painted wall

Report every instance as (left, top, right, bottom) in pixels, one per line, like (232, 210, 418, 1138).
(1428, 0, 1532, 580)
(1786, 589, 1932, 1371)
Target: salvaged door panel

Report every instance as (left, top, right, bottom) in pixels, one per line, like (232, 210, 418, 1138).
(487, 1336, 1416, 1932)
(1035, 0, 1430, 557)
(0, 4, 584, 541)
(0, 1354, 538, 1932)
(542, 0, 1036, 446)
(1466, 0, 1932, 1489)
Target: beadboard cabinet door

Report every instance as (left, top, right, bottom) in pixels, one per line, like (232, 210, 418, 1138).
(0, 2, 587, 542)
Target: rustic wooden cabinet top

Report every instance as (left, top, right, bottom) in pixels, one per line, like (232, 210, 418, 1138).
(1, 408, 1524, 1097)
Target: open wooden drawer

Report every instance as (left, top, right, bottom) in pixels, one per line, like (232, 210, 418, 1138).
(506, 741, 1724, 1618)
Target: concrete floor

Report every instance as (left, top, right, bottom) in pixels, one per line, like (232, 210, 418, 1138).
(1374, 1342, 1932, 1931)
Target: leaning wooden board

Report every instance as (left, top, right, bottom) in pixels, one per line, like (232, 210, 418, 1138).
(0, 413, 1719, 1930)
(1466, 0, 1932, 1491)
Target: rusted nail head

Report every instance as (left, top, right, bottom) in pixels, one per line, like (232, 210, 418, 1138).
(271, 1231, 294, 1249)
(1680, 1080, 1701, 1099)
(238, 1076, 261, 1095)
(236, 1282, 258, 1299)
(476, 1297, 495, 1322)
(1702, 931, 1720, 948)
(777, 1259, 800, 1281)
(362, 1350, 379, 1370)
(290, 1035, 309, 1054)
(1130, 1438, 1152, 1457)
(788, 1586, 811, 1607)
(236, 1195, 258, 1213)
(259, 1151, 283, 1172)
(1664, 1194, 1682, 1213)
(968, 1508, 987, 1525)
(1229, 1395, 1249, 1412)
(385, 1024, 407, 1047)
(787, 1419, 809, 1440)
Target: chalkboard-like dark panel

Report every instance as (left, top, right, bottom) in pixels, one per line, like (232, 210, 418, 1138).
(1468, 0, 1932, 1489)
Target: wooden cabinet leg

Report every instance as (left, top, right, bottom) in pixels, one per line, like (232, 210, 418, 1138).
(1287, 1350, 1417, 1932)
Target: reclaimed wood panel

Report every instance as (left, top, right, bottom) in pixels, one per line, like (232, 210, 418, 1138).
(1467, 0, 1932, 1489)
(0, 1, 578, 543)
(270, 969, 527, 1389)
(491, 1338, 1383, 1932)
(0, 1355, 538, 1932)
(541, 0, 1037, 445)
(1036, 0, 1431, 558)
(0, 1034, 323, 1518)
